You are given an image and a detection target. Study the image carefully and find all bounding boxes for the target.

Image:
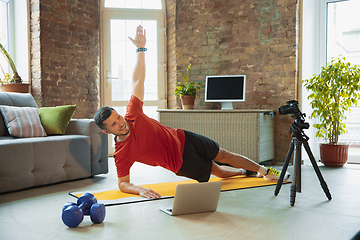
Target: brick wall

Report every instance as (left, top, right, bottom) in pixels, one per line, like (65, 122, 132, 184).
(165, 0, 179, 109)
(30, 0, 100, 119)
(165, 0, 300, 162)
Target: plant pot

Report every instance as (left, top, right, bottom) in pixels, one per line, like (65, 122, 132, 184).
(180, 95, 195, 110)
(0, 83, 30, 93)
(320, 143, 349, 167)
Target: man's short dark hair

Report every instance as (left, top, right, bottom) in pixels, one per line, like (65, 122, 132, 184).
(94, 106, 115, 130)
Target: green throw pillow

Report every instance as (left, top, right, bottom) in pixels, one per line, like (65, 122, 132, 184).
(39, 105, 76, 135)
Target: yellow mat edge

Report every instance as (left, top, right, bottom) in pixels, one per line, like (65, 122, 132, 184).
(71, 176, 291, 201)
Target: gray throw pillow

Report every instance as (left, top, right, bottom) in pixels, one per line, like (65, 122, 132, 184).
(0, 106, 47, 138)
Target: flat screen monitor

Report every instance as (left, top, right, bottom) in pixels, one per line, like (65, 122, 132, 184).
(205, 75, 246, 110)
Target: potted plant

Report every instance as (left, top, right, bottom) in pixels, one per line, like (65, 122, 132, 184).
(173, 64, 202, 109)
(0, 42, 29, 93)
(302, 56, 360, 166)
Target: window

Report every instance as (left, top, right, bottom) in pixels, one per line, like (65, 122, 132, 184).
(326, 0, 360, 64)
(109, 19, 159, 103)
(104, 0, 162, 9)
(302, 0, 360, 163)
(0, 0, 29, 84)
(0, 0, 10, 74)
(101, 0, 166, 152)
(324, 0, 360, 163)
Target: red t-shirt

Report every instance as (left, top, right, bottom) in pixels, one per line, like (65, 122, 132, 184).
(114, 95, 185, 178)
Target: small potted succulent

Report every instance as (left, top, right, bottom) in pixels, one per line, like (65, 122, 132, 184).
(302, 56, 360, 166)
(173, 64, 202, 109)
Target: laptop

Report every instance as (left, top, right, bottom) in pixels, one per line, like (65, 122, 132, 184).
(159, 181, 222, 216)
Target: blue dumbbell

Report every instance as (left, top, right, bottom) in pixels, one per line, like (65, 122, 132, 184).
(62, 192, 106, 228)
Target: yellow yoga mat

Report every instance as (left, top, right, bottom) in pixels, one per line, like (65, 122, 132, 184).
(70, 176, 290, 206)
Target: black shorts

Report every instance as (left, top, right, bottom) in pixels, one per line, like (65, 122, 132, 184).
(176, 130, 219, 182)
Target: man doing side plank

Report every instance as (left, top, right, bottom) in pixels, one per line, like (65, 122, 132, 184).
(94, 25, 290, 199)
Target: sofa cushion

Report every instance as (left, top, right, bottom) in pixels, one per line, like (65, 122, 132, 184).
(0, 135, 91, 193)
(39, 105, 76, 135)
(0, 105, 47, 138)
(0, 92, 38, 108)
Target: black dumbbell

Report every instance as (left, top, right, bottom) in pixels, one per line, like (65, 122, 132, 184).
(62, 192, 106, 228)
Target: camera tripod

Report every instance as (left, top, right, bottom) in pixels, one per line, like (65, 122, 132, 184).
(274, 120, 332, 206)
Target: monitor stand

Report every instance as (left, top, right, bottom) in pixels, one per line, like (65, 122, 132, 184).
(221, 102, 233, 110)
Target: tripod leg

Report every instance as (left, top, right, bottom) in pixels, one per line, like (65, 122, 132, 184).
(295, 141, 302, 193)
(303, 142, 332, 200)
(274, 139, 295, 196)
(290, 185, 296, 206)
(290, 140, 300, 206)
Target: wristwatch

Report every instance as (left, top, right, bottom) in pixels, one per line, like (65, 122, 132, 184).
(136, 48, 147, 53)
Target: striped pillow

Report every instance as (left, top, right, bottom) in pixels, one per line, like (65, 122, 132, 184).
(0, 106, 47, 138)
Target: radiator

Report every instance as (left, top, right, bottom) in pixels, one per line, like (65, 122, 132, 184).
(158, 110, 274, 163)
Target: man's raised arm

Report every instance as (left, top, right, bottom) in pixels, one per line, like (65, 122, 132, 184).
(128, 25, 146, 102)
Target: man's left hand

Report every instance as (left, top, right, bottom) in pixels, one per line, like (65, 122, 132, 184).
(129, 25, 146, 48)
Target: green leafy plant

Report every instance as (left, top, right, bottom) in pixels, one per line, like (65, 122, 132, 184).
(0, 42, 22, 83)
(173, 64, 202, 98)
(302, 56, 360, 144)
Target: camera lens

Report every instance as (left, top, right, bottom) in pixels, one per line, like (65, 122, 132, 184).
(298, 122, 310, 129)
(278, 105, 292, 115)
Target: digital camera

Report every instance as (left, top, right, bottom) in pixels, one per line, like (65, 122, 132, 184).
(278, 100, 300, 116)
